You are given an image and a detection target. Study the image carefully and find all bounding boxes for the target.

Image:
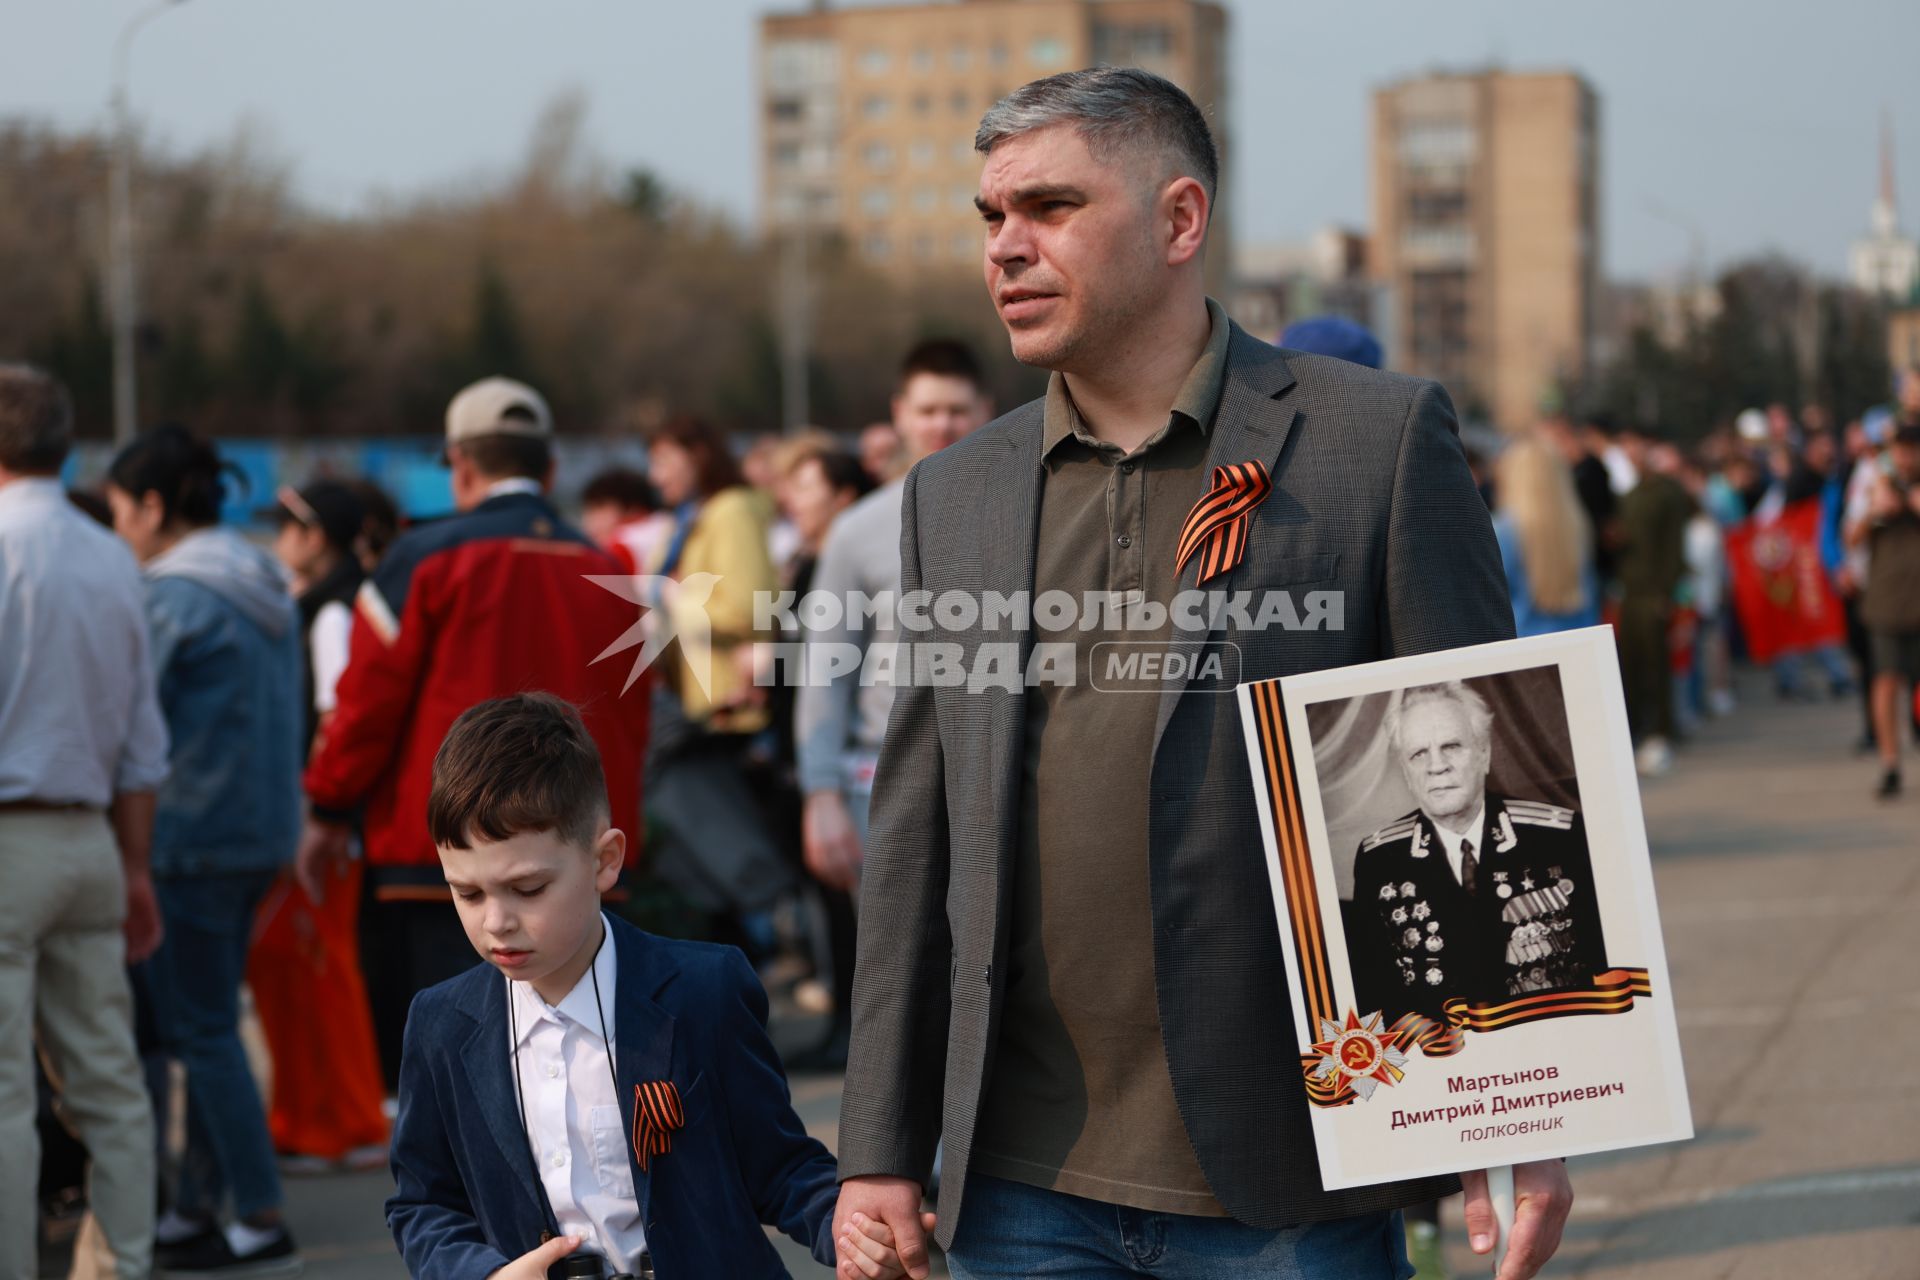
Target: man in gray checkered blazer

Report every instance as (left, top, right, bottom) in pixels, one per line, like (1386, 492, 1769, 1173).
(829, 68, 1573, 1280)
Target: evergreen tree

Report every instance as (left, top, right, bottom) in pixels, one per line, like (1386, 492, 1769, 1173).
(288, 309, 349, 417)
(229, 277, 293, 403)
(619, 168, 669, 224)
(1812, 287, 1891, 421)
(467, 261, 533, 382)
(35, 277, 114, 435)
(153, 313, 216, 419)
(716, 312, 784, 428)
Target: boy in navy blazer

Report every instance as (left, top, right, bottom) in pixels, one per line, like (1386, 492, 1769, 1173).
(387, 693, 925, 1279)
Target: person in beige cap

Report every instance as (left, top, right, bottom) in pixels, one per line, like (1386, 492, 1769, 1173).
(297, 377, 648, 1085)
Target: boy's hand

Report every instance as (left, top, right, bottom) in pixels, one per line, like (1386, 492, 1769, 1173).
(486, 1234, 581, 1280)
(838, 1210, 939, 1280)
(834, 1178, 930, 1280)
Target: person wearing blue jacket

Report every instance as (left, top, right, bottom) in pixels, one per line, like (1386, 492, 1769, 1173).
(107, 424, 306, 1274)
(389, 693, 918, 1279)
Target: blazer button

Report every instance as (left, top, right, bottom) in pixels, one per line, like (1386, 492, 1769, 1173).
(982, 964, 993, 983)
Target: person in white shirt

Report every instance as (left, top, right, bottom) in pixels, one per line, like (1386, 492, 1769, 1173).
(0, 364, 169, 1280)
(271, 480, 370, 745)
(504, 914, 643, 1259)
(254, 478, 393, 1169)
(388, 693, 924, 1279)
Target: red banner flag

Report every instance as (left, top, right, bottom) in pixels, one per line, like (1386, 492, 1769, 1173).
(1724, 499, 1846, 665)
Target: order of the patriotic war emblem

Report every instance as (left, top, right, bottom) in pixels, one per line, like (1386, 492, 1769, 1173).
(1308, 1010, 1408, 1101)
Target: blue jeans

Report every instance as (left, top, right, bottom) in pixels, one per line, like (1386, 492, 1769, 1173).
(946, 1173, 1413, 1279)
(142, 870, 284, 1220)
(1772, 644, 1854, 695)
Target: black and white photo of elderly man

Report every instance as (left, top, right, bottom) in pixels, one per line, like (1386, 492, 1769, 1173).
(1349, 681, 1609, 1029)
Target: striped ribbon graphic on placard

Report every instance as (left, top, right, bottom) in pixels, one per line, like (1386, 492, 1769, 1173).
(1246, 680, 1654, 1108)
(1249, 680, 1338, 1034)
(632, 1080, 685, 1169)
(1176, 459, 1272, 587)
(1442, 968, 1654, 1032)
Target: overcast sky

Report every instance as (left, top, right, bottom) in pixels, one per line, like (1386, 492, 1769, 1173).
(6, 0, 1917, 281)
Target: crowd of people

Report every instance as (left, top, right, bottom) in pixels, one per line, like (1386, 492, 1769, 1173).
(1486, 379, 1920, 794)
(2, 325, 1916, 1279)
(0, 335, 993, 1274)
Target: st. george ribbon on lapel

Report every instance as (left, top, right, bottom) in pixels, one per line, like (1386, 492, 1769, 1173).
(1174, 459, 1273, 587)
(631, 1079, 684, 1170)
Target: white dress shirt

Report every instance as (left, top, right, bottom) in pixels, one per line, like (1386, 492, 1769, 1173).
(310, 601, 352, 715)
(1429, 804, 1488, 889)
(508, 915, 647, 1267)
(0, 477, 170, 806)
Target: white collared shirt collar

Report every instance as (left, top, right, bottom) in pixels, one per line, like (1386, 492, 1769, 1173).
(0, 475, 64, 510)
(1429, 803, 1487, 889)
(510, 914, 618, 1049)
(483, 476, 545, 502)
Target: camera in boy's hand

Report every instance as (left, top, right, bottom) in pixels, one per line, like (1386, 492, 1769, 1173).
(482, 1234, 652, 1280)
(547, 1243, 646, 1280)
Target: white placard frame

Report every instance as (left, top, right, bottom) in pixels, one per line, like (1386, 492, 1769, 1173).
(1236, 627, 1692, 1189)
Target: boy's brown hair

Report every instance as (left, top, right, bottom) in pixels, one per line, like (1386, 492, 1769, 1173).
(428, 693, 608, 851)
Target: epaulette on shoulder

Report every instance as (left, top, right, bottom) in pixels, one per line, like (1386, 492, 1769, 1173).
(1360, 818, 1420, 852)
(1506, 800, 1575, 829)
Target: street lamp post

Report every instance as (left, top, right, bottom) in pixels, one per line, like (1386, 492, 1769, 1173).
(776, 192, 816, 433)
(109, 0, 188, 447)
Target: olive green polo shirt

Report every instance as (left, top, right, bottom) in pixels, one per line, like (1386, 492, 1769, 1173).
(971, 299, 1232, 1215)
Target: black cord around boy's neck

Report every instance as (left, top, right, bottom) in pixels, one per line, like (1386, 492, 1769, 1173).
(507, 918, 630, 1260)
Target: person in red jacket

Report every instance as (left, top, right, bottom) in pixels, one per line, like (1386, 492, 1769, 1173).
(295, 376, 647, 1085)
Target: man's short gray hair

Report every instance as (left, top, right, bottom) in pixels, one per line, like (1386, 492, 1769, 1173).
(975, 67, 1219, 204)
(1383, 681, 1494, 755)
(0, 364, 74, 474)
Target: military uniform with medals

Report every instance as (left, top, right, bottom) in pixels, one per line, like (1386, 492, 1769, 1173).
(1349, 795, 1607, 1026)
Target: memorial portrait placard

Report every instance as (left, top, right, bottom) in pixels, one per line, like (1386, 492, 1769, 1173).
(1236, 627, 1692, 1189)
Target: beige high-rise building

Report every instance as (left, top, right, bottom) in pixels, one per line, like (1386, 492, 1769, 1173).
(759, 0, 1229, 281)
(1371, 69, 1599, 430)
